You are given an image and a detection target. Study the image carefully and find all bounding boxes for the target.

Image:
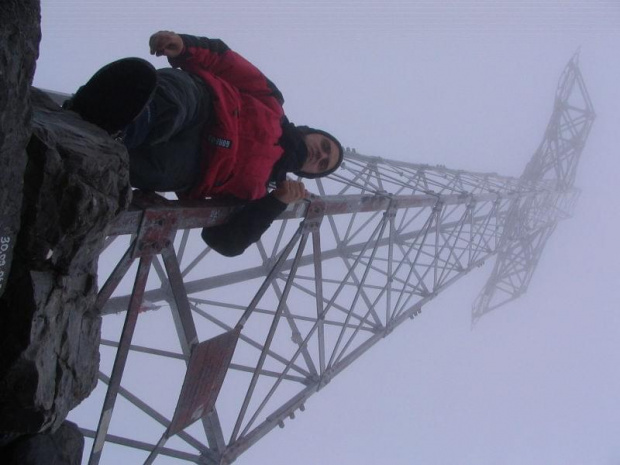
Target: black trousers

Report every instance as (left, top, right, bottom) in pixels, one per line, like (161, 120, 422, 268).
(126, 68, 210, 193)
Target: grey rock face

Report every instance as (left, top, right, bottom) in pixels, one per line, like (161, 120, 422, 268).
(0, 90, 132, 435)
(0, 0, 40, 297)
(1, 2, 133, 462)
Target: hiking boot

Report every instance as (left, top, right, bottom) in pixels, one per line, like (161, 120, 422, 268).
(64, 57, 157, 134)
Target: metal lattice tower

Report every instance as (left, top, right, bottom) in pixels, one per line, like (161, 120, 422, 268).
(71, 55, 594, 464)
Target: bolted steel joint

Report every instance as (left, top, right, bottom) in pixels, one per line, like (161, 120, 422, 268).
(301, 220, 321, 233)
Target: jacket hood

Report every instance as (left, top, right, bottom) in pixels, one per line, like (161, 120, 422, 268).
(293, 127, 344, 179)
(272, 119, 344, 182)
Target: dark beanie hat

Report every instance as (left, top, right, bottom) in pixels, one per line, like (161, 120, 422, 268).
(293, 126, 344, 179)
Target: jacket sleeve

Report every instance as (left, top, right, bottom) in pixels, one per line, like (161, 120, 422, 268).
(201, 193, 288, 257)
(169, 34, 284, 104)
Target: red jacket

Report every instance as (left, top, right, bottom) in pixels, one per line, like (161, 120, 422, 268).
(169, 35, 285, 201)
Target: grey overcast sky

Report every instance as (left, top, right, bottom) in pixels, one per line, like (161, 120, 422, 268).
(34, 1, 620, 464)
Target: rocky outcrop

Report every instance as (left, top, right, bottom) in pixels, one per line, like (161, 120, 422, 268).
(0, 421, 83, 465)
(0, 0, 40, 297)
(0, 2, 132, 462)
(0, 89, 132, 437)
(0, 0, 41, 439)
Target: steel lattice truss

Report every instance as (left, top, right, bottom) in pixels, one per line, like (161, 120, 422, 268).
(472, 55, 595, 322)
(72, 56, 594, 465)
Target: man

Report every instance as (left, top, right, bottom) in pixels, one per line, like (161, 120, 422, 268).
(67, 31, 343, 256)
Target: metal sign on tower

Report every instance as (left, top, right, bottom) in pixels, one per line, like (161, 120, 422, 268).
(71, 55, 594, 464)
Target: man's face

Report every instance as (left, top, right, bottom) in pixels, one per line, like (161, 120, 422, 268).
(301, 133, 340, 175)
